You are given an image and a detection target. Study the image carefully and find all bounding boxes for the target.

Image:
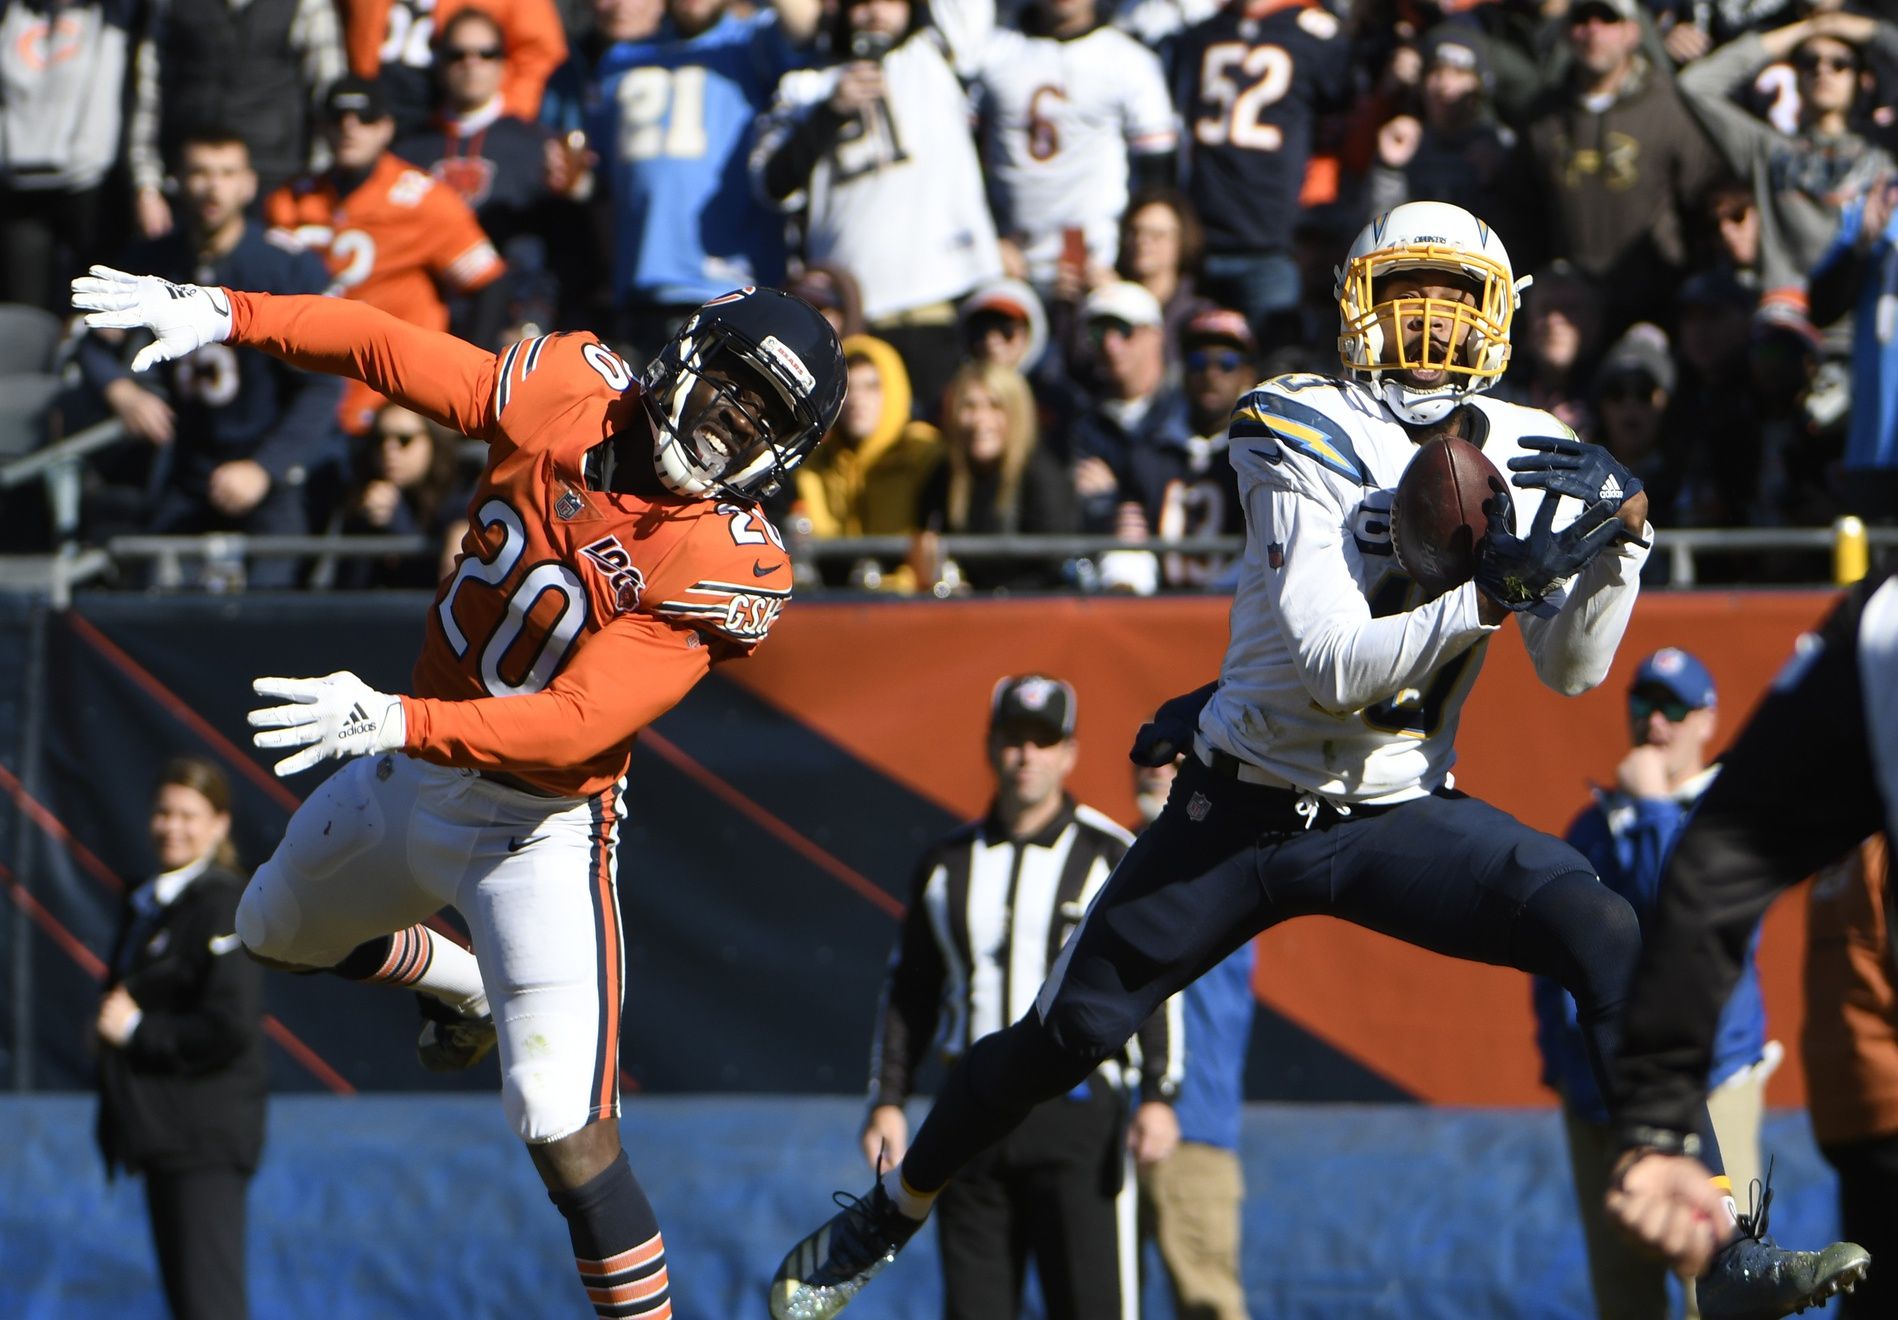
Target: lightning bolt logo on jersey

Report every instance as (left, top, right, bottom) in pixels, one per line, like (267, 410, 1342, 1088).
(1200, 372, 1642, 804)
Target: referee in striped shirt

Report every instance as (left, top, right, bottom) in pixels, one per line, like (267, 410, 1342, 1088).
(861, 674, 1181, 1320)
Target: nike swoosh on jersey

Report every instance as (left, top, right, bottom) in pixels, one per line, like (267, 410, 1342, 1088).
(752, 560, 781, 577)
(507, 835, 538, 852)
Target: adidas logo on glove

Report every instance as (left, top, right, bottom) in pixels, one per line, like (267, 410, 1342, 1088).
(337, 702, 378, 738)
(1599, 474, 1623, 501)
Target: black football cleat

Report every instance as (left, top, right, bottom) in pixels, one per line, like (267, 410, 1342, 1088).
(768, 1182, 924, 1320)
(415, 993, 496, 1072)
(1698, 1168, 1871, 1320)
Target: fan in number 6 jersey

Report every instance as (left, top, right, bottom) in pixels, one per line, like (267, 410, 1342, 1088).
(72, 265, 843, 1320)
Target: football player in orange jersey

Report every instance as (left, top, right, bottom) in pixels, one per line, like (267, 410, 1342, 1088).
(266, 76, 508, 433)
(74, 264, 844, 1320)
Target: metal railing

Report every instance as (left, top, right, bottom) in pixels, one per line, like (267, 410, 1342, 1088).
(105, 533, 434, 593)
(68, 521, 1892, 594)
(0, 418, 128, 607)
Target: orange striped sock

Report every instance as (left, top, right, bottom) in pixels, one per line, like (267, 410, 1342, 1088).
(337, 926, 485, 1016)
(577, 1231, 670, 1318)
(553, 1155, 669, 1318)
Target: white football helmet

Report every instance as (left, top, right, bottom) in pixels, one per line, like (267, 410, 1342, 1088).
(1335, 201, 1531, 425)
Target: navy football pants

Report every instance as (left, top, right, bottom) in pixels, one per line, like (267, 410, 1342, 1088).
(903, 757, 1718, 1190)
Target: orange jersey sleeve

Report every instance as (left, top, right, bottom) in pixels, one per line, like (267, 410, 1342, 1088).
(421, 177, 505, 293)
(226, 289, 499, 440)
(400, 610, 712, 777)
(641, 502, 793, 654)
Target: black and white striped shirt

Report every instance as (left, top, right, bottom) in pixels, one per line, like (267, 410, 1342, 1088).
(868, 796, 1182, 1108)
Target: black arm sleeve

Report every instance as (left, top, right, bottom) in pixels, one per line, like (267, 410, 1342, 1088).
(1808, 245, 1869, 329)
(1129, 148, 1177, 194)
(760, 102, 853, 202)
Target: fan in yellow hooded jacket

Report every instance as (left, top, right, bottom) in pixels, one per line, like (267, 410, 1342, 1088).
(796, 334, 943, 543)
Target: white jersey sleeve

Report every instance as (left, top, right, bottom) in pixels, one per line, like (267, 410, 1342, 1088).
(1117, 32, 1179, 158)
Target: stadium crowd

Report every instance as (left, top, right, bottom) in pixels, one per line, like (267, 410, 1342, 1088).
(1, 0, 1895, 591)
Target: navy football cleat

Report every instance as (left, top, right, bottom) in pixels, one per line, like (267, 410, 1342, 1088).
(1698, 1170, 1870, 1319)
(415, 993, 496, 1072)
(768, 1182, 924, 1320)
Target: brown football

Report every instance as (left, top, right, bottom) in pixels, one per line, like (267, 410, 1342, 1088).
(1390, 435, 1505, 600)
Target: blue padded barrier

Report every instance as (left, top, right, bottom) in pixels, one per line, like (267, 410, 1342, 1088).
(0, 1096, 1844, 1319)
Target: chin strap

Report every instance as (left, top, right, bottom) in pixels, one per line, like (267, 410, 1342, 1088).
(1378, 378, 1461, 425)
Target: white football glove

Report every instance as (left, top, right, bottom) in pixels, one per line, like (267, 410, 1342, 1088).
(71, 264, 234, 372)
(248, 671, 407, 778)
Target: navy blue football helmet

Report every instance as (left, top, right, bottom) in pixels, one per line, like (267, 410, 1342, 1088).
(641, 287, 846, 500)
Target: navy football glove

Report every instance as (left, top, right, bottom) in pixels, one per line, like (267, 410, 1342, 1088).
(1507, 435, 1647, 546)
(1474, 478, 1625, 617)
(1129, 681, 1218, 767)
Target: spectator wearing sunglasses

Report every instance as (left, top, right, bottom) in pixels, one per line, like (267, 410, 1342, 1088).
(1532, 646, 1776, 1320)
(959, 278, 1050, 378)
(1677, 8, 1898, 350)
(1111, 306, 1254, 590)
(1512, 0, 1724, 340)
(333, 402, 470, 588)
(396, 12, 558, 338)
(1692, 176, 1763, 291)
(342, 0, 568, 136)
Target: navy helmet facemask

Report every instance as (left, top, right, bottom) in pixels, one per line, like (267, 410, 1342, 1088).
(640, 287, 846, 500)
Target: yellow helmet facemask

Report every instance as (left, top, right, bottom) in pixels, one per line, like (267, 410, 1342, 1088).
(1337, 243, 1518, 386)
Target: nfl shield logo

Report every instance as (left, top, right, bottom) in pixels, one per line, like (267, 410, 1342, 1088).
(555, 488, 585, 520)
(1187, 791, 1211, 822)
(1267, 542, 1284, 570)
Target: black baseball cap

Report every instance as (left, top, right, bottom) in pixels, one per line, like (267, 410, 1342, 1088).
(989, 674, 1076, 740)
(325, 75, 392, 124)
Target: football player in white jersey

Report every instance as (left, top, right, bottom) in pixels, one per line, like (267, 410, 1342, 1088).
(767, 201, 1854, 1320)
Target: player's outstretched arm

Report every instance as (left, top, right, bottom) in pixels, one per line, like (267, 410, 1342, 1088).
(73, 266, 499, 440)
(402, 615, 715, 773)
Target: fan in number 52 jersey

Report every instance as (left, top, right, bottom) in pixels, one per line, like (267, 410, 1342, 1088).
(1173, 0, 1351, 331)
(72, 264, 844, 1320)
